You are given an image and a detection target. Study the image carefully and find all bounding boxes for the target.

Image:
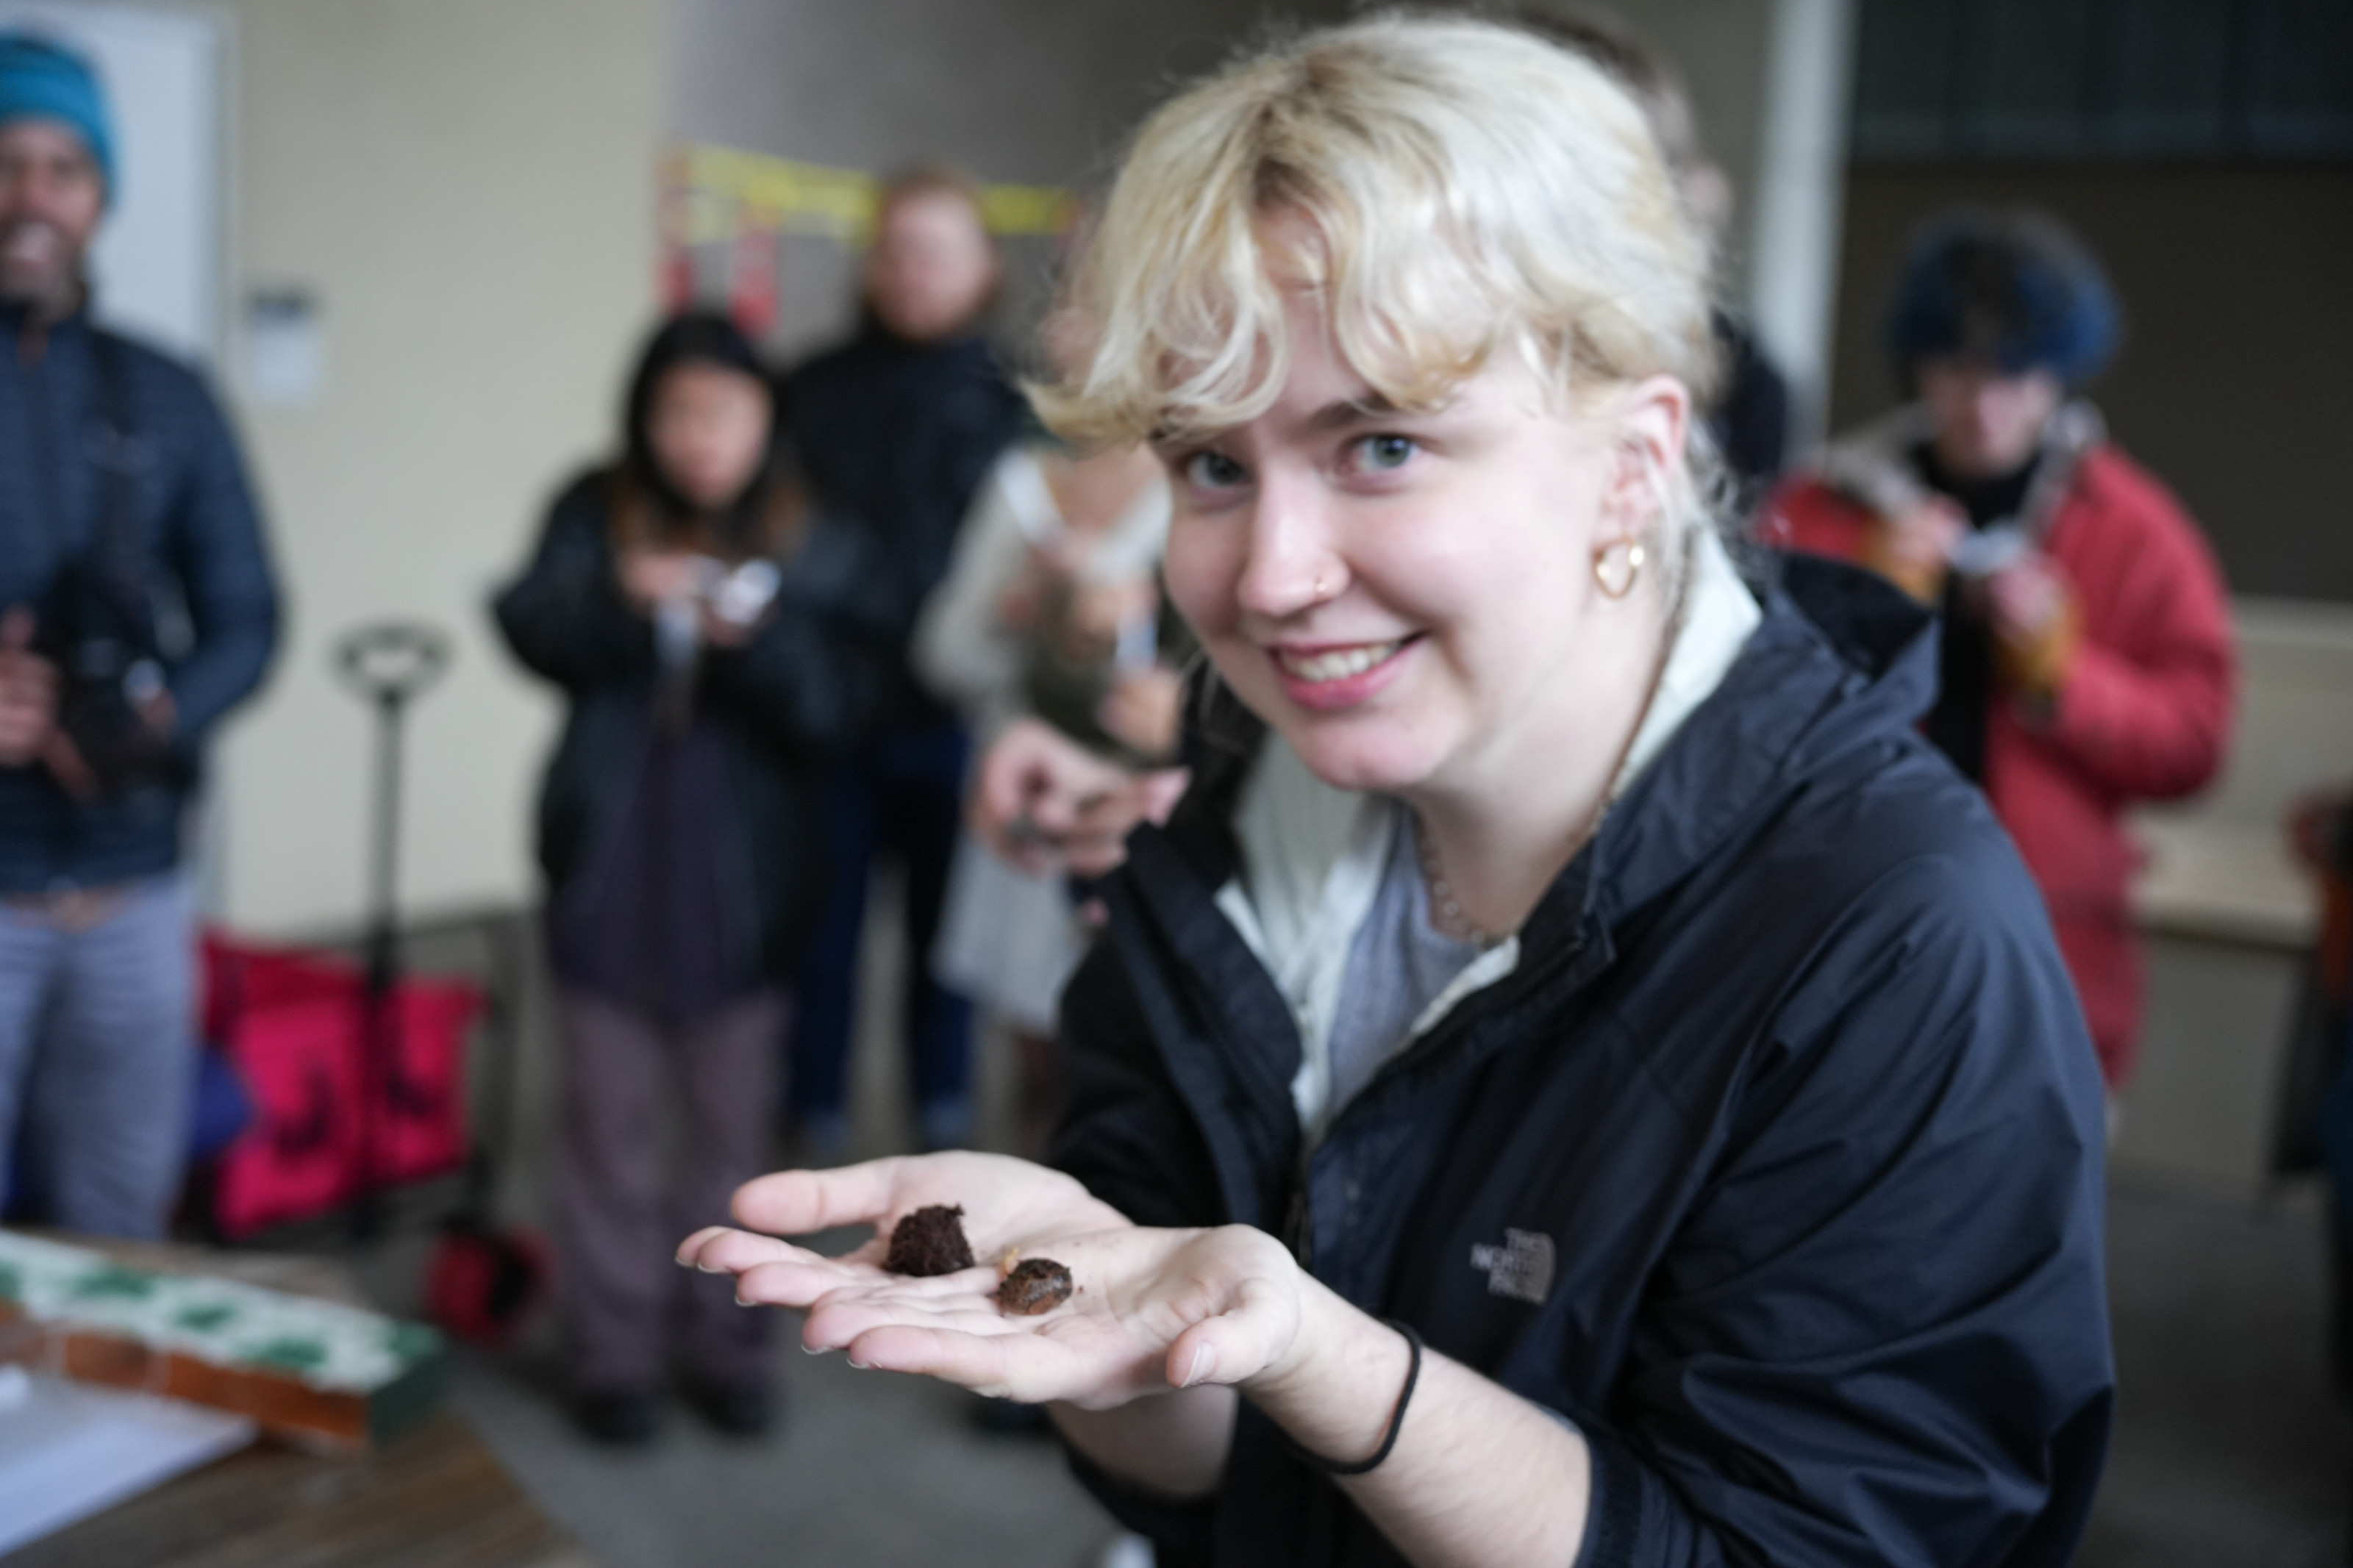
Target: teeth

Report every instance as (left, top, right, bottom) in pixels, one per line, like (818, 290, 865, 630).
(1276, 640, 1402, 683)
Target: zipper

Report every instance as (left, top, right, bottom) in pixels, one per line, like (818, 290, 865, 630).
(1338, 923, 1593, 1136)
(1282, 923, 1596, 1274)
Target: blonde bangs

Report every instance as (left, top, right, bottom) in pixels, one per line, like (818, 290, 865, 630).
(1032, 13, 1720, 451)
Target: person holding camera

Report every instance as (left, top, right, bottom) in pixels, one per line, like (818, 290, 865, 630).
(493, 312, 885, 1444)
(0, 35, 279, 1238)
(1769, 210, 2235, 1095)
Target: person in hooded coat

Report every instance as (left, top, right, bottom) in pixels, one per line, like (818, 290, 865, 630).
(686, 21, 2112, 1567)
(1768, 210, 2235, 1092)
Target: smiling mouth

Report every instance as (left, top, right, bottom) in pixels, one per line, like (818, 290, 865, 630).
(1271, 637, 1413, 683)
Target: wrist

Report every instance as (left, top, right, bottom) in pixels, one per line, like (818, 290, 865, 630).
(1240, 1276, 1411, 1465)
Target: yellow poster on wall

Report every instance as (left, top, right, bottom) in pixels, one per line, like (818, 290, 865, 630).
(666, 144, 1078, 246)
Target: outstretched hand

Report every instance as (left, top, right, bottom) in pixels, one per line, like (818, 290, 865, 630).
(678, 1153, 1307, 1409)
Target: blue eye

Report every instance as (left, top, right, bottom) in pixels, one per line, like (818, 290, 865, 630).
(1184, 450, 1248, 490)
(1357, 434, 1416, 472)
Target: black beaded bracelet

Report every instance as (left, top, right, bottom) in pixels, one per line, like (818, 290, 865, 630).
(1284, 1319, 1424, 1477)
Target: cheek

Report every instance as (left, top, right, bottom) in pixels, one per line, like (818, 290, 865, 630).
(1161, 520, 1244, 639)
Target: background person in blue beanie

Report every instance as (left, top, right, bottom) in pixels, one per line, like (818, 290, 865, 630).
(0, 34, 280, 1237)
(1773, 207, 2235, 1104)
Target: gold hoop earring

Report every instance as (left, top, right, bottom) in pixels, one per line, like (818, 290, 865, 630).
(1593, 539, 1645, 601)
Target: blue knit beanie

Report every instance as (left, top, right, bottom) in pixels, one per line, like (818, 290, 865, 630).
(1885, 208, 2119, 388)
(0, 33, 115, 201)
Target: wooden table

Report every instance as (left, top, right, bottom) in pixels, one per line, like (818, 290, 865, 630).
(4, 1239, 587, 1568)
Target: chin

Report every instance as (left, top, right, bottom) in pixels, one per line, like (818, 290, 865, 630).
(1273, 715, 1440, 796)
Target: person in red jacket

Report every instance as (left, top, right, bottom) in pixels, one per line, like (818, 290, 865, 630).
(1770, 209, 2235, 1092)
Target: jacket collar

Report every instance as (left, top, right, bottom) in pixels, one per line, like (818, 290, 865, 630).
(1813, 400, 2107, 545)
(1543, 552, 1938, 949)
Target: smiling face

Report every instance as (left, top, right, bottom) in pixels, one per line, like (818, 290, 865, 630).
(0, 118, 104, 316)
(1160, 290, 1679, 808)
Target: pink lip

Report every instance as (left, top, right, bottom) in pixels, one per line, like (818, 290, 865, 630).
(1265, 636, 1418, 712)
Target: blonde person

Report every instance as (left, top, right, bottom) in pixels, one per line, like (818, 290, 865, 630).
(685, 18, 2110, 1566)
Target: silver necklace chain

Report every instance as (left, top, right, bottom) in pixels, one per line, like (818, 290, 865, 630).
(1413, 823, 1502, 949)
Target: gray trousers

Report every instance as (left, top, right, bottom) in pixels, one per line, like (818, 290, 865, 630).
(0, 875, 196, 1239)
(554, 986, 781, 1394)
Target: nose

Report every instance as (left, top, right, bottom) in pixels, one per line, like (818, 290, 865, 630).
(1233, 471, 1346, 623)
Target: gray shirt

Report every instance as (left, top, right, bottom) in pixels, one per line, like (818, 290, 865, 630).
(1323, 808, 1485, 1117)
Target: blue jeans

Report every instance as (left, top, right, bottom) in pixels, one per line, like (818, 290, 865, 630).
(0, 874, 196, 1238)
(791, 725, 973, 1132)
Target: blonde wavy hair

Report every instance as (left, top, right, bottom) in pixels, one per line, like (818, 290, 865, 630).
(1038, 15, 1719, 479)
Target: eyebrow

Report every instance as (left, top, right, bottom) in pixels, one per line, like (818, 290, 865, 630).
(1146, 393, 1412, 451)
(1302, 394, 1405, 433)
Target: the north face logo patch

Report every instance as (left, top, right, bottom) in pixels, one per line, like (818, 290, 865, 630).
(1470, 1228, 1556, 1303)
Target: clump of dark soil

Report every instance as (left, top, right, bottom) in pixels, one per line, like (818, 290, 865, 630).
(883, 1205, 975, 1276)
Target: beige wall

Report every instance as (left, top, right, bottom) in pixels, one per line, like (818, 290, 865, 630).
(214, 0, 669, 934)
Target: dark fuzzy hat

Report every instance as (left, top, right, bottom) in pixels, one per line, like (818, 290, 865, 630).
(1885, 208, 2119, 388)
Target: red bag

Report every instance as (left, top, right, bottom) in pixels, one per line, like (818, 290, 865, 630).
(202, 936, 482, 1240)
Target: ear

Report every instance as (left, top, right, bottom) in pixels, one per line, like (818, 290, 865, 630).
(1599, 376, 1691, 544)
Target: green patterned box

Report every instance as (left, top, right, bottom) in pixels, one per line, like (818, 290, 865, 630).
(0, 1230, 444, 1453)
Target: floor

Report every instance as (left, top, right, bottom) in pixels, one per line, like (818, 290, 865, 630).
(331, 901, 2353, 1567)
(2078, 1176, 2351, 1568)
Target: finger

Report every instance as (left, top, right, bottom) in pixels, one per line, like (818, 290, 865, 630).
(1138, 767, 1190, 824)
(1164, 1272, 1297, 1389)
(840, 1321, 1063, 1400)
(0, 607, 31, 651)
(729, 1159, 915, 1236)
(679, 1225, 827, 1275)
(735, 1256, 897, 1311)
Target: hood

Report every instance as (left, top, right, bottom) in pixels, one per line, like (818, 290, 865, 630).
(1540, 549, 1940, 953)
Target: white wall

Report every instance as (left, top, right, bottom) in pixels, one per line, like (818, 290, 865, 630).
(211, 0, 668, 936)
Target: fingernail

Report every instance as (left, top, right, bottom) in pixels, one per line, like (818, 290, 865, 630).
(1184, 1344, 1215, 1387)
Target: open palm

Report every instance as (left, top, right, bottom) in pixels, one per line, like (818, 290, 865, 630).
(679, 1153, 1304, 1408)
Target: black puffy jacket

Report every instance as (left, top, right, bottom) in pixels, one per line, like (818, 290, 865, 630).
(779, 325, 1028, 733)
(1051, 556, 2113, 1567)
(491, 470, 887, 981)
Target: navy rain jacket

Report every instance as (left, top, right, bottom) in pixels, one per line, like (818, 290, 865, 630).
(0, 307, 279, 893)
(1049, 555, 2113, 1567)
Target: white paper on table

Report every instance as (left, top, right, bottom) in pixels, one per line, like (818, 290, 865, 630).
(0, 1365, 257, 1554)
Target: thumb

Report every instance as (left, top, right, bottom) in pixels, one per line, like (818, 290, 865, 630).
(1138, 767, 1191, 826)
(0, 606, 35, 651)
(1164, 1272, 1296, 1391)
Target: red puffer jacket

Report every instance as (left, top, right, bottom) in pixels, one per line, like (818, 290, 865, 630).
(1768, 416, 2236, 1086)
